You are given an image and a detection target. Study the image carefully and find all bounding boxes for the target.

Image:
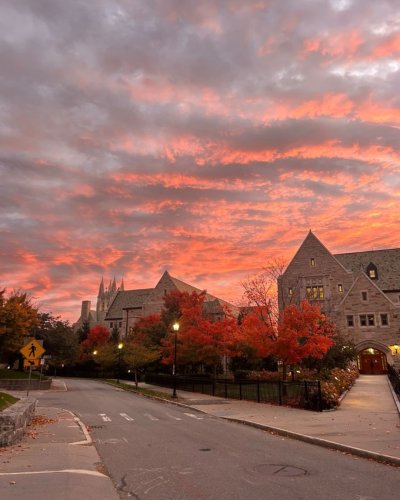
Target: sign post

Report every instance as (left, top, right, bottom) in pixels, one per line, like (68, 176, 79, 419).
(20, 339, 46, 396)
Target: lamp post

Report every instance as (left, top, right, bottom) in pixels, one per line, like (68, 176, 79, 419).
(172, 322, 180, 398)
(117, 342, 123, 383)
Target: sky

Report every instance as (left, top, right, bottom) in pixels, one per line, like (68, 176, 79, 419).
(1, 0, 399, 322)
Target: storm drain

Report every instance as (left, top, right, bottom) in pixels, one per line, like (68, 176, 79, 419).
(253, 464, 307, 477)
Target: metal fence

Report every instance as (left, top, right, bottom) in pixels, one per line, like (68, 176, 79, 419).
(387, 365, 400, 397)
(145, 373, 323, 411)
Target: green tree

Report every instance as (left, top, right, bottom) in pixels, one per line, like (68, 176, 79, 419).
(77, 320, 90, 343)
(0, 289, 39, 365)
(35, 312, 79, 369)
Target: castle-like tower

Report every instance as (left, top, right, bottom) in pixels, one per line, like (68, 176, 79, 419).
(96, 277, 124, 321)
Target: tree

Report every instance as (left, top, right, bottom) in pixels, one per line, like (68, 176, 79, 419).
(241, 258, 287, 329)
(237, 300, 336, 379)
(0, 289, 39, 365)
(77, 320, 90, 343)
(303, 330, 356, 371)
(35, 312, 79, 369)
(161, 290, 239, 376)
(80, 325, 110, 359)
(110, 323, 120, 344)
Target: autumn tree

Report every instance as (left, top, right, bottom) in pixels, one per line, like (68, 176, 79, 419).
(241, 258, 287, 329)
(237, 300, 335, 379)
(80, 325, 110, 359)
(0, 289, 39, 365)
(161, 290, 238, 376)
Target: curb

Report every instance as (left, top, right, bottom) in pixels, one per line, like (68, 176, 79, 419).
(224, 417, 400, 467)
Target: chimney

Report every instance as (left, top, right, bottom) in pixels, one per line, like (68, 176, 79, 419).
(81, 300, 91, 320)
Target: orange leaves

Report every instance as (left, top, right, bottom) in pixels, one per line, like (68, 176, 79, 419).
(238, 300, 335, 365)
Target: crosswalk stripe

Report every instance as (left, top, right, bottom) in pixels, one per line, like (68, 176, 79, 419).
(99, 413, 111, 422)
(120, 413, 134, 421)
(144, 413, 159, 421)
(166, 412, 182, 421)
(184, 412, 203, 420)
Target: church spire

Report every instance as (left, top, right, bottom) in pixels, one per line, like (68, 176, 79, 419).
(120, 278, 125, 291)
(98, 277, 104, 297)
(111, 276, 117, 293)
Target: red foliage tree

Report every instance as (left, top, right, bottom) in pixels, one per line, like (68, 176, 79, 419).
(80, 325, 110, 359)
(237, 300, 335, 379)
(161, 290, 239, 374)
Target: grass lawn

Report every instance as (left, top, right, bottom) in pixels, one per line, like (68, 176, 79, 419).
(0, 391, 19, 411)
(105, 380, 176, 400)
(0, 369, 45, 380)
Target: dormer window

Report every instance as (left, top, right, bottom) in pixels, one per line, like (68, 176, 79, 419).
(366, 262, 378, 280)
(310, 258, 315, 267)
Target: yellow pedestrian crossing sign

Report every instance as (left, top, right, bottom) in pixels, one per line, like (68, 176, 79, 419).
(20, 338, 45, 360)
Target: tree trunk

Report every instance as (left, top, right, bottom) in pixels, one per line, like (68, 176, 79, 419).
(134, 369, 138, 388)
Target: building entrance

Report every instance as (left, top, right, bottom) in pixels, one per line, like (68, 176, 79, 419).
(358, 348, 387, 374)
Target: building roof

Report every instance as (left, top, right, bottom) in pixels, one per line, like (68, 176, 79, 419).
(105, 288, 153, 320)
(334, 248, 400, 291)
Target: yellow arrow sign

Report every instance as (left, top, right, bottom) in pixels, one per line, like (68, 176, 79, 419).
(20, 338, 45, 360)
(23, 358, 40, 368)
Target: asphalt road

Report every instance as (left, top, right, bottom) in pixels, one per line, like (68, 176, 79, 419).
(38, 379, 400, 499)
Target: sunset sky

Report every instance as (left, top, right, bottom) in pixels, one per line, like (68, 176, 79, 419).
(1, 0, 399, 322)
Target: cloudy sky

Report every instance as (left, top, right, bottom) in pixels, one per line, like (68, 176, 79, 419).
(1, 0, 399, 321)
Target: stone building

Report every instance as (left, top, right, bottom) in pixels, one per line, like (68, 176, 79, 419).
(74, 276, 124, 332)
(278, 231, 400, 373)
(75, 271, 238, 337)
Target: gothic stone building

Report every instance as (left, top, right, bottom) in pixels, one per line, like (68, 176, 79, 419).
(75, 271, 238, 337)
(278, 231, 400, 373)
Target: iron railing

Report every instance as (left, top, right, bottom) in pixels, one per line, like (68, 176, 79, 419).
(387, 364, 400, 397)
(145, 373, 323, 411)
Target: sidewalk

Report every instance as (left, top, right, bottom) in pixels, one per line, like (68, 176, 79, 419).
(135, 375, 400, 465)
(0, 404, 119, 500)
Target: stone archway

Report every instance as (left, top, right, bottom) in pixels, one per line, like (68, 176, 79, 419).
(356, 341, 390, 375)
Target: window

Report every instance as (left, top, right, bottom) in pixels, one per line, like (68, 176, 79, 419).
(338, 284, 343, 293)
(119, 321, 122, 328)
(310, 258, 315, 267)
(110, 322, 113, 328)
(361, 291, 368, 301)
(366, 262, 378, 280)
(359, 314, 374, 327)
(347, 315, 354, 327)
(288, 287, 293, 296)
(307, 285, 324, 299)
(380, 313, 389, 326)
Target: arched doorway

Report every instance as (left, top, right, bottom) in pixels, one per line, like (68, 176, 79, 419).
(358, 348, 387, 374)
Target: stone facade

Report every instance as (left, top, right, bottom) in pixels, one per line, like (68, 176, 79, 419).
(75, 271, 238, 338)
(278, 231, 400, 371)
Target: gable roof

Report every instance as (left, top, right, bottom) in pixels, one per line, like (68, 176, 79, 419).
(334, 248, 400, 291)
(283, 230, 351, 276)
(105, 288, 153, 320)
(338, 271, 397, 308)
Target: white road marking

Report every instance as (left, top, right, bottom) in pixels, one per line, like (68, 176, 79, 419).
(0, 469, 107, 477)
(144, 413, 159, 421)
(184, 412, 203, 420)
(99, 413, 111, 422)
(166, 412, 182, 420)
(120, 413, 134, 421)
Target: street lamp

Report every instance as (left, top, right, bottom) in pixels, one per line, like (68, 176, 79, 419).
(117, 342, 124, 383)
(172, 322, 180, 398)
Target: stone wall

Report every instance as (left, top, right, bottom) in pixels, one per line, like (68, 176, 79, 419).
(0, 398, 37, 447)
(0, 379, 52, 391)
